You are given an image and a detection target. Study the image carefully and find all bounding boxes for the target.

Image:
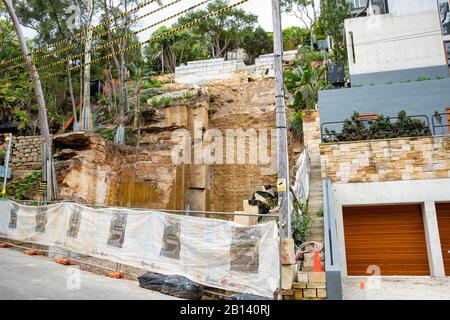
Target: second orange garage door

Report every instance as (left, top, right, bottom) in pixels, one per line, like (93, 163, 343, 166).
(343, 204, 430, 276)
(436, 203, 450, 275)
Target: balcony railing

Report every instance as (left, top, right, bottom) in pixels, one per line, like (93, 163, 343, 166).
(432, 112, 450, 135)
(321, 114, 432, 143)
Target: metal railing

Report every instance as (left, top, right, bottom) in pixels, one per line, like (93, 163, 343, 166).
(321, 114, 431, 143)
(431, 112, 450, 136)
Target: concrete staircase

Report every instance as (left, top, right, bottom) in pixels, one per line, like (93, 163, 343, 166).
(307, 164, 324, 243)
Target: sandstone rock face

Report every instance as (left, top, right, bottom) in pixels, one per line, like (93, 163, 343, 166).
(54, 132, 179, 208)
(54, 78, 302, 213)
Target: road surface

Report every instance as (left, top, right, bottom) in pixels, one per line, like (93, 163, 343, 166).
(0, 248, 178, 300)
(343, 276, 450, 300)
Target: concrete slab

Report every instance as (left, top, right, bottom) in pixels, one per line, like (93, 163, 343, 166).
(343, 276, 450, 300)
(0, 248, 179, 300)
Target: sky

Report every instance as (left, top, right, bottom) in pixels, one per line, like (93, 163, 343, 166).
(22, 0, 303, 42)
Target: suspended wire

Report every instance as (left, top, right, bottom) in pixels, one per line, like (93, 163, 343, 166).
(1, 0, 214, 84)
(2, 0, 188, 74)
(7, 0, 250, 88)
(0, 0, 159, 68)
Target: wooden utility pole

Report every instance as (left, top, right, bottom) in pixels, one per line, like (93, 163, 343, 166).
(271, 0, 292, 239)
(3, 0, 52, 151)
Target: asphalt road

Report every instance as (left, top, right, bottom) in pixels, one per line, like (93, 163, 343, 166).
(0, 248, 178, 300)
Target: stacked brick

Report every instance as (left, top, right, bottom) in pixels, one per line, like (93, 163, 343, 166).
(10, 136, 42, 170)
(279, 272, 327, 300)
(320, 136, 450, 183)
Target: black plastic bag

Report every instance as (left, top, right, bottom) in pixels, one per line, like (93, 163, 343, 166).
(160, 275, 204, 300)
(138, 272, 167, 291)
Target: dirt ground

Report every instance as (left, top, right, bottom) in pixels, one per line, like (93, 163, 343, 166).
(343, 276, 450, 300)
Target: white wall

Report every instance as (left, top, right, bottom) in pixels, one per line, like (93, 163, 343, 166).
(345, 0, 447, 76)
(331, 178, 450, 277)
(387, 0, 438, 16)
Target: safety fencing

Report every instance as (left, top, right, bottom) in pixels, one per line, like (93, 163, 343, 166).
(0, 200, 280, 298)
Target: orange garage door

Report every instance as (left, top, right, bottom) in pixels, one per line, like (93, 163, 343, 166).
(436, 203, 450, 275)
(343, 204, 430, 276)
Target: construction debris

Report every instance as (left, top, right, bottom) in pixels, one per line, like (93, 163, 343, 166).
(160, 275, 204, 300)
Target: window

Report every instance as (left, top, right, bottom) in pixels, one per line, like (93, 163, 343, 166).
(351, 0, 368, 9)
(349, 32, 356, 64)
(439, 0, 450, 35)
(371, 0, 389, 15)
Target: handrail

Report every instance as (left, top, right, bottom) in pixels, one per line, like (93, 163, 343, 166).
(321, 114, 432, 142)
(431, 112, 450, 136)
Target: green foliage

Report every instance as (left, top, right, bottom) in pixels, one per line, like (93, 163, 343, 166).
(318, 0, 351, 63)
(241, 26, 273, 64)
(292, 200, 312, 247)
(416, 76, 432, 82)
(285, 63, 326, 111)
(12, 109, 29, 131)
(177, 0, 258, 58)
(6, 171, 42, 200)
(288, 112, 303, 138)
(0, 149, 5, 164)
(99, 128, 116, 141)
(181, 90, 196, 101)
(141, 79, 163, 89)
(295, 46, 324, 66)
(99, 127, 135, 146)
(282, 26, 310, 50)
(150, 96, 173, 108)
(324, 111, 432, 142)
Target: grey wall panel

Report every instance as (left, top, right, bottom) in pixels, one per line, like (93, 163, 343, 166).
(319, 78, 450, 133)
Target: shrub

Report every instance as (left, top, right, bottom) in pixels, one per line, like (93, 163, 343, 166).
(6, 171, 42, 200)
(292, 200, 312, 247)
(324, 111, 431, 143)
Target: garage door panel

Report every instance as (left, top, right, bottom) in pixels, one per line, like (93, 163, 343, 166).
(344, 204, 430, 276)
(436, 203, 450, 276)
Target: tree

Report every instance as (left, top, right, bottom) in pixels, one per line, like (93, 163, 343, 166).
(2, 0, 51, 150)
(12, 0, 84, 129)
(285, 63, 326, 111)
(280, 0, 319, 48)
(144, 24, 208, 73)
(282, 26, 310, 51)
(241, 26, 273, 64)
(318, 0, 351, 63)
(177, 0, 257, 58)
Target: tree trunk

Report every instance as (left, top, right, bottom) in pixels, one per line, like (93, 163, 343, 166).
(82, 0, 94, 123)
(67, 67, 78, 124)
(134, 80, 140, 128)
(3, 0, 52, 151)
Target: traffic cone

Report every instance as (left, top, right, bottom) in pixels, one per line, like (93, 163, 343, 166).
(313, 248, 323, 272)
(359, 280, 365, 290)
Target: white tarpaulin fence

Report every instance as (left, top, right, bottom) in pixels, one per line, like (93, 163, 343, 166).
(0, 200, 280, 297)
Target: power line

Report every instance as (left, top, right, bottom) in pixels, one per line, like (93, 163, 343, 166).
(0, 0, 159, 68)
(7, 0, 250, 88)
(1, 0, 214, 84)
(2, 0, 188, 73)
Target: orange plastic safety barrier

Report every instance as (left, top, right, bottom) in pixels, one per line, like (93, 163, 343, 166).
(108, 272, 124, 279)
